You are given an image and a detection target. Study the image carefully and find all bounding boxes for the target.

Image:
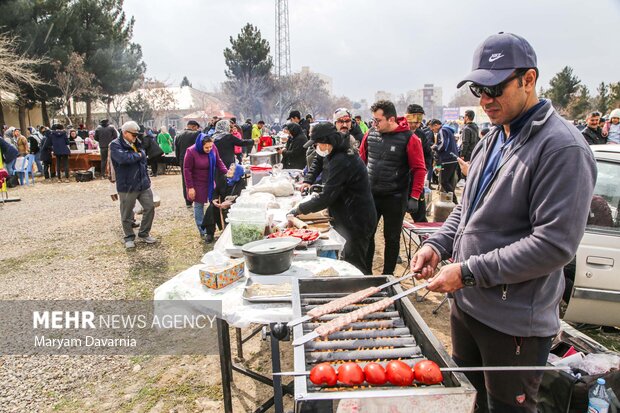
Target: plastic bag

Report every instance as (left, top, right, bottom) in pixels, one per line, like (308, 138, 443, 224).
(577, 353, 620, 375)
(249, 175, 294, 196)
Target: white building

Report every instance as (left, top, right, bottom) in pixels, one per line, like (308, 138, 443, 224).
(79, 86, 226, 130)
(298, 66, 333, 95)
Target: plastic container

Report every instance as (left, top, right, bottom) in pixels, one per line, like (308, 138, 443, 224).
(229, 217, 266, 246)
(588, 378, 610, 413)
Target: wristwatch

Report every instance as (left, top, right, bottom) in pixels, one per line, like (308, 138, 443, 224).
(460, 261, 476, 287)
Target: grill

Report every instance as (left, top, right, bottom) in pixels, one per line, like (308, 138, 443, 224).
(291, 276, 476, 412)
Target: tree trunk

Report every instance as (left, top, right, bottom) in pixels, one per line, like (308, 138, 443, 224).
(41, 99, 50, 127)
(0, 96, 5, 126)
(66, 101, 72, 117)
(106, 98, 112, 121)
(86, 99, 92, 129)
(18, 104, 27, 131)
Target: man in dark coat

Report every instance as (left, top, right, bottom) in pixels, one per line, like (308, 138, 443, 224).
(139, 127, 164, 177)
(460, 110, 480, 162)
(41, 124, 71, 182)
(405, 104, 432, 222)
(280, 122, 308, 170)
(175, 120, 201, 207)
(582, 111, 607, 145)
(109, 121, 157, 249)
(94, 119, 118, 178)
(290, 123, 377, 274)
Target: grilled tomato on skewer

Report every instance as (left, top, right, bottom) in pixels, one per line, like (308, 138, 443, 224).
(309, 363, 337, 386)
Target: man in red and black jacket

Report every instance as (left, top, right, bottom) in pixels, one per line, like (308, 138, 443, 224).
(360, 100, 426, 275)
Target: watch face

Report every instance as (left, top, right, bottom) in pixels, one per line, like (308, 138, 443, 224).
(463, 276, 476, 287)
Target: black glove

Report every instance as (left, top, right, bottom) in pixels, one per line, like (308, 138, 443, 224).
(287, 208, 299, 217)
(407, 198, 419, 214)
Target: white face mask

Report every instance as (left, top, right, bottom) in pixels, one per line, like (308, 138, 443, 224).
(316, 147, 330, 157)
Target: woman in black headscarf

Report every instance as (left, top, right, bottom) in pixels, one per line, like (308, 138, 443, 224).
(288, 123, 376, 274)
(279, 122, 308, 170)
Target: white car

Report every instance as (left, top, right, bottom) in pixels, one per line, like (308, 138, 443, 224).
(563, 145, 620, 327)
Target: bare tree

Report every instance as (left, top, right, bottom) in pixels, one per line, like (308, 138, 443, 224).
(0, 34, 45, 128)
(0, 34, 45, 94)
(143, 80, 176, 127)
(272, 72, 332, 121)
(53, 52, 97, 125)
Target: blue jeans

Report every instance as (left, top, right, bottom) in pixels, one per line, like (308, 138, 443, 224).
(34, 152, 43, 174)
(193, 202, 207, 236)
(6, 159, 15, 175)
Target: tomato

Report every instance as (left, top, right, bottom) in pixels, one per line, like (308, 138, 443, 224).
(309, 363, 337, 386)
(413, 360, 443, 385)
(337, 362, 365, 385)
(363, 363, 387, 385)
(385, 360, 414, 386)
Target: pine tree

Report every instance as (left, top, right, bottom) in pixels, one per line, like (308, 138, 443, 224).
(567, 85, 590, 120)
(594, 82, 609, 115)
(545, 66, 581, 114)
(180, 76, 192, 88)
(222, 23, 273, 119)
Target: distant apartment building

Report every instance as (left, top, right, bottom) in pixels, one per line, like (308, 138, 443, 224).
(406, 84, 443, 119)
(374, 90, 394, 103)
(299, 66, 333, 95)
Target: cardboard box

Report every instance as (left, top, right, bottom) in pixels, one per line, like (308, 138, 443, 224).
(199, 259, 245, 289)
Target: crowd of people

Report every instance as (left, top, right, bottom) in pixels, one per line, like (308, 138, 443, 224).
(2, 30, 618, 413)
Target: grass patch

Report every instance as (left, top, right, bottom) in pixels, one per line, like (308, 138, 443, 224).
(123, 222, 212, 300)
(52, 397, 84, 411)
(1, 247, 61, 274)
(119, 374, 217, 412)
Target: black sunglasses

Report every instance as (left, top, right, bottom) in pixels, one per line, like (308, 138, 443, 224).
(469, 72, 521, 98)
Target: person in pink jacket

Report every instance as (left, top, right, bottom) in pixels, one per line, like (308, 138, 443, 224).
(184, 133, 228, 242)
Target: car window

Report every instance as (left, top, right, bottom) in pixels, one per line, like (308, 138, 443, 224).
(586, 160, 620, 235)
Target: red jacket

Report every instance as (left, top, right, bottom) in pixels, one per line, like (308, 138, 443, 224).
(258, 135, 273, 152)
(359, 117, 426, 199)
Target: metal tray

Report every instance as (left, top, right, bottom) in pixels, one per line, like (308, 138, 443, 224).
(242, 276, 292, 303)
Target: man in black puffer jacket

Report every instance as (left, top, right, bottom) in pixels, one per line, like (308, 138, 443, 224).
(290, 123, 377, 274)
(360, 100, 426, 275)
(94, 119, 118, 178)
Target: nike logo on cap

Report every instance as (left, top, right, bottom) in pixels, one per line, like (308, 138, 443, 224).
(489, 53, 504, 62)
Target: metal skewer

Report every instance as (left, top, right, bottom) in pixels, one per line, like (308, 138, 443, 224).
(272, 365, 571, 376)
(287, 273, 420, 328)
(292, 282, 430, 346)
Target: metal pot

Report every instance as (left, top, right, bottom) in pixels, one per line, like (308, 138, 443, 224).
(75, 170, 93, 182)
(242, 237, 301, 275)
(250, 150, 280, 166)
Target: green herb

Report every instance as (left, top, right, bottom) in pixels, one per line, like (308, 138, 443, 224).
(231, 222, 265, 245)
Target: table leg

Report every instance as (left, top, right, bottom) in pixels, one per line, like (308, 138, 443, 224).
(217, 318, 233, 413)
(269, 323, 284, 413)
(235, 328, 243, 359)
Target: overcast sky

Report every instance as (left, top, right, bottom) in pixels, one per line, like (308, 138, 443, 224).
(123, 0, 620, 106)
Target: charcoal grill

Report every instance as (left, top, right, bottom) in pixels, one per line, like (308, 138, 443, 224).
(291, 276, 476, 412)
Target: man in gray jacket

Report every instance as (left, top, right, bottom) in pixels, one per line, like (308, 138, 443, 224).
(411, 32, 596, 413)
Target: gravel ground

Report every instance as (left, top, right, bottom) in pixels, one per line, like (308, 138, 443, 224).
(0, 175, 457, 412)
(6, 176, 610, 412)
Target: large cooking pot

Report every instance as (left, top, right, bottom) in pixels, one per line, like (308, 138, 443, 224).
(250, 150, 281, 166)
(242, 237, 301, 275)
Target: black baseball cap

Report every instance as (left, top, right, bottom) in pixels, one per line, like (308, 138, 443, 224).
(457, 32, 537, 88)
(287, 110, 301, 120)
